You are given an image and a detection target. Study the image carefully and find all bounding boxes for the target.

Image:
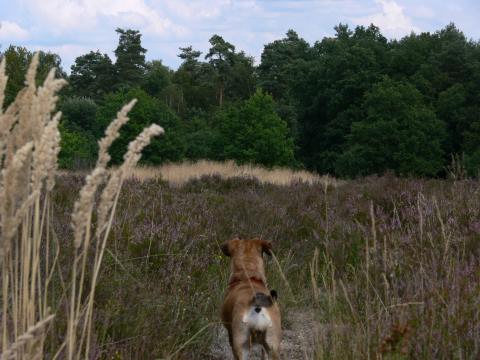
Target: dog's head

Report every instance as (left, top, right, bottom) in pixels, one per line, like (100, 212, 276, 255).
(221, 238, 272, 259)
(221, 239, 273, 281)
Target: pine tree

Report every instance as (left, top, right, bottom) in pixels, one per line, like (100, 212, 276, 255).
(114, 28, 147, 89)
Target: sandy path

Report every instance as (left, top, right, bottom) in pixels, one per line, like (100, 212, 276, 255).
(209, 309, 317, 359)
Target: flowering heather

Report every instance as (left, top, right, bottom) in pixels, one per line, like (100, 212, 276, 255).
(52, 174, 480, 359)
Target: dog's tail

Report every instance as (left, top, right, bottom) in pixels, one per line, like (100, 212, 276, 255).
(244, 292, 275, 330)
(250, 291, 278, 311)
(252, 292, 274, 308)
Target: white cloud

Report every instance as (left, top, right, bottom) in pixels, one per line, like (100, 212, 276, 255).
(0, 20, 29, 40)
(25, 0, 186, 36)
(353, 0, 419, 38)
(162, 0, 231, 20)
(407, 4, 435, 19)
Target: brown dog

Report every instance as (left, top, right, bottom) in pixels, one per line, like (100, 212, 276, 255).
(221, 238, 282, 360)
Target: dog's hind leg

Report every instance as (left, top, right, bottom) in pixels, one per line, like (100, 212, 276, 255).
(231, 328, 250, 360)
(232, 342, 250, 360)
(264, 329, 281, 360)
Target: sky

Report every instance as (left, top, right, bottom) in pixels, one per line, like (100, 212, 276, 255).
(0, 0, 479, 73)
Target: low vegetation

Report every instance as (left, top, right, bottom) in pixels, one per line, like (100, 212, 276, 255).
(49, 173, 480, 359)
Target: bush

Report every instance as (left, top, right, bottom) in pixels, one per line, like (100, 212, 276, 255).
(215, 90, 296, 167)
(336, 77, 445, 177)
(58, 123, 98, 169)
(59, 96, 99, 136)
(97, 88, 185, 164)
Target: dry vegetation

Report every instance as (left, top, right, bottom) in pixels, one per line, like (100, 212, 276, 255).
(0, 55, 162, 359)
(127, 160, 335, 187)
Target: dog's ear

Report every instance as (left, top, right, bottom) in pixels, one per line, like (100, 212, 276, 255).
(259, 240, 272, 256)
(221, 240, 232, 257)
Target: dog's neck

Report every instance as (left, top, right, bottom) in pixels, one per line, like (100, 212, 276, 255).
(228, 254, 267, 288)
(228, 275, 265, 288)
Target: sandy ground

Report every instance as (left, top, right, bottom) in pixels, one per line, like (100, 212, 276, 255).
(209, 309, 317, 359)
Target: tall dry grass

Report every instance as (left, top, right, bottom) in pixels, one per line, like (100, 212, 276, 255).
(0, 54, 65, 359)
(128, 160, 336, 187)
(0, 55, 163, 359)
(307, 179, 480, 359)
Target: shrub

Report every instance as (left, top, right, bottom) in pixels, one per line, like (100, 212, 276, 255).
(336, 77, 445, 177)
(97, 88, 185, 164)
(215, 89, 296, 167)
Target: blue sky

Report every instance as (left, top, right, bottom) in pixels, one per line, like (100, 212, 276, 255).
(1, 0, 479, 72)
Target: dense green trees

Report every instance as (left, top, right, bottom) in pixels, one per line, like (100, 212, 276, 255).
(3, 23, 480, 177)
(215, 90, 295, 167)
(204, 35, 256, 107)
(143, 60, 172, 98)
(1, 46, 65, 105)
(294, 24, 388, 173)
(97, 88, 185, 164)
(173, 46, 215, 111)
(69, 51, 114, 101)
(114, 28, 147, 89)
(336, 78, 445, 177)
(58, 124, 98, 169)
(57, 97, 99, 168)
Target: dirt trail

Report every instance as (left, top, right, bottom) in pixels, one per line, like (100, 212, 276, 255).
(210, 309, 317, 359)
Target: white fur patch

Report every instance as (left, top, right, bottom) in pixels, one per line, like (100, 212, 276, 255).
(242, 307, 272, 331)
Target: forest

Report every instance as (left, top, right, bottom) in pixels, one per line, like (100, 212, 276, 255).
(2, 23, 480, 178)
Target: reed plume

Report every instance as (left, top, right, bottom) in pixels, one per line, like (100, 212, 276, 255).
(0, 54, 164, 360)
(0, 53, 65, 359)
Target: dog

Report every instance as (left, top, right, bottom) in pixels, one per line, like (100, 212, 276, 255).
(221, 238, 282, 360)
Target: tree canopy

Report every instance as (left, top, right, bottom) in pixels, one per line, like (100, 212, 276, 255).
(3, 23, 480, 177)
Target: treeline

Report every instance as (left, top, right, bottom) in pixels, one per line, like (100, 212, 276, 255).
(2, 24, 480, 177)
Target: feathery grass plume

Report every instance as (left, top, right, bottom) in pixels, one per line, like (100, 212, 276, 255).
(80, 124, 164, 356)
(97, 99, 137, 167)
(1, 53, 164, 359)
(66, 100, 138, 360)
(32, 112, 61, 192)
(0, 58, 6, 113)
(1, 314, 55, 359)
(67, 104, 136, 360)
(0, 57, 15, 175)
(1, 53, 65, 359)
(71, 99, 137, 248)
(0, 141, 33, 244)
(96, 124, 164, 236)
(10, 53, 38, 156)
(66, 105, 163, 360)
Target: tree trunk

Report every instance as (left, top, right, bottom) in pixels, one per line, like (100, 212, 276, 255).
(219, 81, 224, 107)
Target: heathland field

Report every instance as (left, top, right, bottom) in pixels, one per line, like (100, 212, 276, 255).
(1, 55, 479, 360)
(50, 172, 480, 359)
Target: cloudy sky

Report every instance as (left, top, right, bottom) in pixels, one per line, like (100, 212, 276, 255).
(0, 0, 479, 72)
